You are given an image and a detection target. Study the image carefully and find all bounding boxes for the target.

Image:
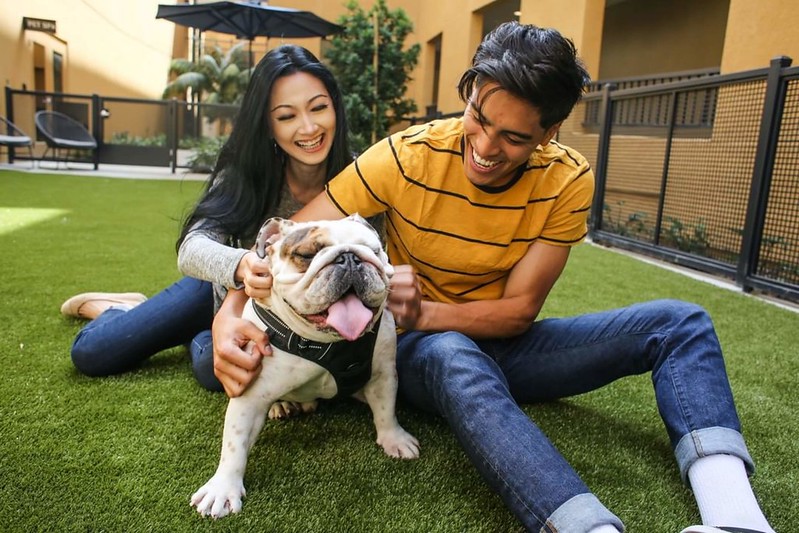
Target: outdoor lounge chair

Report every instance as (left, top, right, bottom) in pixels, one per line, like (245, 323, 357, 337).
(34, 110, 97, 169)
(0, 115, 34, 167)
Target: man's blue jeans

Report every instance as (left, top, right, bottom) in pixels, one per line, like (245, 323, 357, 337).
(70, 277, 222, 391)
(396, 299, 754, 532)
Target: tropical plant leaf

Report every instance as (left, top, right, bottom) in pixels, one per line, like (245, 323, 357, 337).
(162, 71, 210, 99)
(161, 43, 251, 108)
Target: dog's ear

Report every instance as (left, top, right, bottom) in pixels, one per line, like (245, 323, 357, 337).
(346, 213, 370, 227)
(255, 217, 296, 259)
(346, 213, 380, 238)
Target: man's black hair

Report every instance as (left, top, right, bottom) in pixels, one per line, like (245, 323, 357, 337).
(458, 21, 590, 130)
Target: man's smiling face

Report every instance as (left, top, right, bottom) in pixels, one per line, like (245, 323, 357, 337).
(462, 82, 560, 189)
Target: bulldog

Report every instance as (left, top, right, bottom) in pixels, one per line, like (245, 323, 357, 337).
(190, 214, 420, 518)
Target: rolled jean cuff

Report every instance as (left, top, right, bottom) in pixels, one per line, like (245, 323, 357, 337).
(675, 426, 755, 484)
(544, 492, 624, 532)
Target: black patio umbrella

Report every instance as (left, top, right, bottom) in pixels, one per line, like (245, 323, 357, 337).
(156, 1, 343, 66)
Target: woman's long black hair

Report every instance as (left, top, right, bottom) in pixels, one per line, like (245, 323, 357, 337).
(176, 44, 351, 250)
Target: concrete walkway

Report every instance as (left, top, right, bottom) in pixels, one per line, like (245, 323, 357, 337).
(0, 161, 209, 181)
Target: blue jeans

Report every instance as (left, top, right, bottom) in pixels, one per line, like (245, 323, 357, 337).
(70, 277, 223, 391)
(396, 299, 754, 533)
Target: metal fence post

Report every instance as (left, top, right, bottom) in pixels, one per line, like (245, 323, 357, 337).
(91, 93, 101, 169)
(5, 86, 16, 164)
(589, 83, 616, 232)
(653, 91, 679, 246)
(170, 98, 178, 174)
(736, 56, 792, 289)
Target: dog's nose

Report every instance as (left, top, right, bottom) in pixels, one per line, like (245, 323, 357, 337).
(335, 251, 361, 269)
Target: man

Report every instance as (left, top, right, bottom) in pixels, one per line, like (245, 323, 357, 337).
(213, 22, 775, 533)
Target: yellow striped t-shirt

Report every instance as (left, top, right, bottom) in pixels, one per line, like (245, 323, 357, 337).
(326, 117, 594, 305)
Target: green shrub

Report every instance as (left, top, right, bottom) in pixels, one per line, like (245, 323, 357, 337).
(186, 136, 227, 172)
(109, 131, 167, 147)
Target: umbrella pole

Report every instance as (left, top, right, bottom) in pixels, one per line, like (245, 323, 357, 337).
(249, 39, 253, 70)
(372, 11, 378, 145)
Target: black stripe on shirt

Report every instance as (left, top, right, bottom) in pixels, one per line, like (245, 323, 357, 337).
(387, 217, 506, 277)
(454, 274, 507, 297)
(550, 141, 584, 168)
(387, 135, 537, 211)
(538, 231, 588, 245)
(407, 139, 462, 156)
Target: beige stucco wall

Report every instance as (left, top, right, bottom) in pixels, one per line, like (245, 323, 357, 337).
(0, 0, 174, 107)
(2, 0, 797, 131)
(402, 0, 486, 114)
(598, 0, 729, 79)
(519, 0, 605, 81)
(722, 0, 799, 72)
(276, 0, 483, 115)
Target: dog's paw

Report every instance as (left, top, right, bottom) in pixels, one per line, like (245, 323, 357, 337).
(268, 400, 318, 420)
(376, 426, 420, 459)
(190, 475, 246, 518)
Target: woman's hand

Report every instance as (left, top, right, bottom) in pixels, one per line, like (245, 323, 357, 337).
(236, 251, 273, 299)
(212, 289, 271, 397)
(387, 265, 423, 330)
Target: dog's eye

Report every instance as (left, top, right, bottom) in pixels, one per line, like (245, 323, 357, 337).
(291, 241, 322, 262)
(288, 233, 323, 257)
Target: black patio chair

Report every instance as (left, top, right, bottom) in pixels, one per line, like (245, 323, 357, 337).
(34, 110, 97, 169)
(0, 115, 34, 167)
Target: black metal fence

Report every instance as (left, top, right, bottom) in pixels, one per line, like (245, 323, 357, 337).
(3, 87, 237, 172)
(559, 57, 799, 303)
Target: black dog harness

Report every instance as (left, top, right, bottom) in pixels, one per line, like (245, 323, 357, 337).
(250, 300, 378, 398)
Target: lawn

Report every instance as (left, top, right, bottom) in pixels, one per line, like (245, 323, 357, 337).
(0, 169, 796, 532)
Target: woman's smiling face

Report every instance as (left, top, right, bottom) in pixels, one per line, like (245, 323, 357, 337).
(462, 82, 560, 188)
(268, 71, 336, 167)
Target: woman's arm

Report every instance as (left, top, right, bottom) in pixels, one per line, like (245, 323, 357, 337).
(177, 226, 249, 288)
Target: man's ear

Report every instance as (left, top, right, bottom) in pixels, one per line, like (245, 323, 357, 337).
(541, 121, 563, 146)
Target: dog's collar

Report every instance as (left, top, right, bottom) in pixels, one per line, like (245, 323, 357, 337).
(251, 300, 333, 359)
(249, 300, 379, 397)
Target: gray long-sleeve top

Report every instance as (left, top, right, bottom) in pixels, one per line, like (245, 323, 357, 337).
(177, 185, 304, 313)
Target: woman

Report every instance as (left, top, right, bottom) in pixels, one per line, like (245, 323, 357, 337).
(61, 44, 353, 392)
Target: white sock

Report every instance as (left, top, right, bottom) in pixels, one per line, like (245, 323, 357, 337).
(588, 525, 620, 533)
(687, 454, 775, 532)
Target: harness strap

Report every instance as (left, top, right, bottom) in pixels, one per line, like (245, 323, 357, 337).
(250, 300, 378, 397)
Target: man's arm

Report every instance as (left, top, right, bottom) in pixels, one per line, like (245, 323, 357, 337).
(390, 241, 570, 338)
(212, 288, 271, 397)
(291, 190, 347, 222)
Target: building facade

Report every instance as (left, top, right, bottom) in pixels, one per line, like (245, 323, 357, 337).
(3, 0, 798, 118)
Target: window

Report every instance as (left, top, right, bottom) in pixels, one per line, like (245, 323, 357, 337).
(53, 51, 63, 93)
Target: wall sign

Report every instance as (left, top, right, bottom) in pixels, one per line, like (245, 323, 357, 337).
(23, 17, 57, 34)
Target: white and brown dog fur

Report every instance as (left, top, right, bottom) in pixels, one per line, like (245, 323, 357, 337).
(190, 214, 419, 518)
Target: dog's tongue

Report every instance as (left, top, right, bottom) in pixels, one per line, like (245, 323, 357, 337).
(325, 293, 373, 341)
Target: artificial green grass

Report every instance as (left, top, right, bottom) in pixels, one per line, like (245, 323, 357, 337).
(0, 169, 796, 532)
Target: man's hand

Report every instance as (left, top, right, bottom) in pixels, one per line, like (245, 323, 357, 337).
(387, 265, 423, 330)
(235, 251, 273, 299)
(212, 290, 271, 397)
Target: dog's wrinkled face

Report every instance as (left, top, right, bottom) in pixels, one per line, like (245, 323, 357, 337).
(254, 214, 392, 341)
